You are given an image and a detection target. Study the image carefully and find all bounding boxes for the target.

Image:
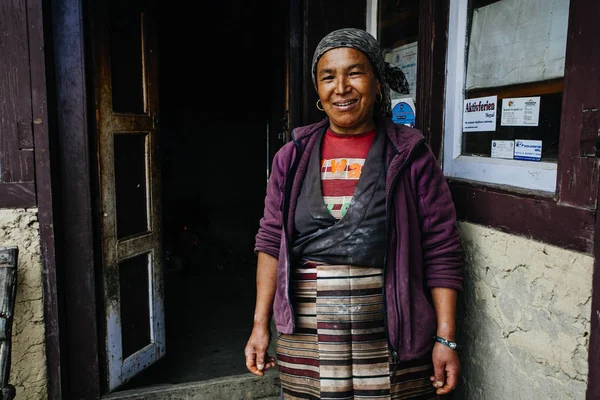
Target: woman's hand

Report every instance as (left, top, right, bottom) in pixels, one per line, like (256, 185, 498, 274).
(430, 342, 460, 395)
(244, 323, 276, 376)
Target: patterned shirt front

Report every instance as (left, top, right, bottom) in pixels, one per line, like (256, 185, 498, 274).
(320, 128, 376, 219)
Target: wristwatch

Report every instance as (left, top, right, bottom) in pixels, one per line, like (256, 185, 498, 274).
(433, 335, 459, 350)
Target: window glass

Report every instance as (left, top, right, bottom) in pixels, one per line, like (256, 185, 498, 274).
(377, 0, 419, 126)
(110, 0, 146, 114)
(462, 0, 569, 162)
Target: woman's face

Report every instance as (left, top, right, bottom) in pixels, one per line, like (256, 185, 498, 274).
(316, 47, 380, 135)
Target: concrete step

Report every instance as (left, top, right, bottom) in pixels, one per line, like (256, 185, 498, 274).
(102, 369, 280, 400)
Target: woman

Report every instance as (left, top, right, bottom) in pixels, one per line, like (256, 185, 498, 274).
(245, 28, 463, 399)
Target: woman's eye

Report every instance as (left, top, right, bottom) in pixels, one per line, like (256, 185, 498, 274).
(321, 75, 334, 81)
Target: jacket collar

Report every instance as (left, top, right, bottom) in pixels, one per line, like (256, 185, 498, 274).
(291, 117, 329, 143)
(377, 116, 425, 163)
(291, 116, 425, 162)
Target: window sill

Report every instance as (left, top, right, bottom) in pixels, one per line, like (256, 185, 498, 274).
(444, 155, 557, 193)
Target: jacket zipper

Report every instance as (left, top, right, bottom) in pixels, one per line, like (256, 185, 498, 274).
(281, 137, 303, 332)
(385, 138, 425, 376)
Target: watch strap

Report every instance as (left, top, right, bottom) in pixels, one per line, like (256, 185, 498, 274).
(433, 335, 459, 350)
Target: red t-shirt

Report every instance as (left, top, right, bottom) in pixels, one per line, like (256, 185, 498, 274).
(320, 128, 376, 219)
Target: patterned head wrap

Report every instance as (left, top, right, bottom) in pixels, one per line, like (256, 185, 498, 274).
(311, 28, 409, 117)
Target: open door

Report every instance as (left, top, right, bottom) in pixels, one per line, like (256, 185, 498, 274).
(93, 0, 165, 391)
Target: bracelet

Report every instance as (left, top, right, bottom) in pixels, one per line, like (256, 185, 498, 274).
(433, 335, 459, 350)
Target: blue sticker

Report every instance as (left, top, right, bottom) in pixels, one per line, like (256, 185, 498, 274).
(392, 101, 415, 128)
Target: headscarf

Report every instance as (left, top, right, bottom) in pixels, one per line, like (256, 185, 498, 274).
(311, 28, 410, 117)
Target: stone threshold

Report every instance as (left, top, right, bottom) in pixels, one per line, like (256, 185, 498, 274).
(102, 369, 280, 400)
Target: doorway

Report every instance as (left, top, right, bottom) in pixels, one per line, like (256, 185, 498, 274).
(109, 0, 288, 391)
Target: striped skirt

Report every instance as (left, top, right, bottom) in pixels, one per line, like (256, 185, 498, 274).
(276, 262, 438, 400)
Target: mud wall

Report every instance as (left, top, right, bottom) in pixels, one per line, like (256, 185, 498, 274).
(457, 222, 592, 399)
(0, 209, 47, 399)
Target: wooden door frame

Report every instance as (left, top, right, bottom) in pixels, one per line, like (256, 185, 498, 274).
(50, 0, 294, 397)
(49, 0, 101, 398)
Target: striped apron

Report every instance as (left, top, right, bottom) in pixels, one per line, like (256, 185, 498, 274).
(276, 262, 438, 400)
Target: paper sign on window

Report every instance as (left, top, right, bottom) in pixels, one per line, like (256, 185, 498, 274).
(390, 42, 418, 99)
(491, 140, 514, 159)
(463, 95, 497, 132)
(514, 139, 542, 161)
(501, 97, 541, 126)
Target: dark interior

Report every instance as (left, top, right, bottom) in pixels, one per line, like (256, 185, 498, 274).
(118, 0, 287, 389)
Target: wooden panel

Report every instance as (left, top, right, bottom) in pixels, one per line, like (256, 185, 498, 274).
(590, 185, 600, 400)
(582, 3, 600, 395)
(26, 0, 61, 398)
(416, 0, 448, 160)
(449, 180, 595, 255)
(0, 183, 35, 208)
(287, 0, 303, 133)
(580, 108, 600, 158)
(50, 0, 101, 397)
(466, 78, 564, 100)
(557, 0, 600, 209)
(0, 0, 35, 184)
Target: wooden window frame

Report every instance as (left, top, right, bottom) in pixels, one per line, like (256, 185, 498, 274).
(436, 0, 598, 256)
(443, 0, 567, 193)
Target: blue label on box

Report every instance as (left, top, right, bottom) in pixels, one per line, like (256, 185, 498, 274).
(392, 101, 415, 128)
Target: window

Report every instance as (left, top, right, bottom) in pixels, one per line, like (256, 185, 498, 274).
(443, 0, 569, 193)
(365, 0, 598, 256)
(368, 0, 420, 128)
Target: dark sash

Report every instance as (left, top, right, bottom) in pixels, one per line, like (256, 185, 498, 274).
(292, 129, 387, 267)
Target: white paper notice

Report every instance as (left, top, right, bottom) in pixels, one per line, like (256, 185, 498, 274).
(514, 139, 542, 161)
(501, 97, 541, 126)
(465, 0, 569, 90)
(390, 42, 418, 99)
(463, 95, 497, 132)
(491, 140, 514, 159)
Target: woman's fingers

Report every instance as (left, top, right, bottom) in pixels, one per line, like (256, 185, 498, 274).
(245, 327, 274, 376)
(245, 344, 264, 376)
(263, 355, 277, 371)
(430, 343, 460, 394)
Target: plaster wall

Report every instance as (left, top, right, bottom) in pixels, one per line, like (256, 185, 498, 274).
(457, 222, 592, 400)
(0, 209, 47, 400)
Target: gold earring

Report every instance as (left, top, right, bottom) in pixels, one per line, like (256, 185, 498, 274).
(316, 99, 325, 111)
(376, 91, 383, 103)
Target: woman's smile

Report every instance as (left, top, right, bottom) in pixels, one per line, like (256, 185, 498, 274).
(333, 99, 358, 108)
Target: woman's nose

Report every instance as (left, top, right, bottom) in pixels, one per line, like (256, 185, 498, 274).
(335, 77, 350, 94)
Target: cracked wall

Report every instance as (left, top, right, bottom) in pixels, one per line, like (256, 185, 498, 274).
(456, 222, 592, 399)
(0, 209, 48, 400)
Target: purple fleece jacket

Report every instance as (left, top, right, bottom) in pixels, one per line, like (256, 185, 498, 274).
(254, 116, 463, 361)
